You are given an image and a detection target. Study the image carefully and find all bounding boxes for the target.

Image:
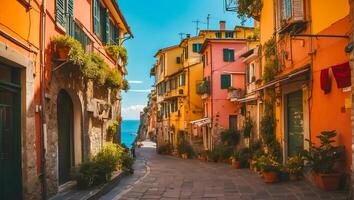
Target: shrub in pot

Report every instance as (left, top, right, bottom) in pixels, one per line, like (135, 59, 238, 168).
(52, 35, 85, 64)
(302, 131, 345, 191)
(177, 141, 194, 159)
(258, 154, 280, 183)
(238, 147, 251, 168)
(231, 151, 240, 169)
(106, 121, 119, 142)
(286, 155, 304, 181)
(157, 143, 173, 155)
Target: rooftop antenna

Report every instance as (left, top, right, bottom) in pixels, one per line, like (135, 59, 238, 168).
(192, 19, 201, 36)
(178, 33, 186, 41)
(206, 14, 211, 30)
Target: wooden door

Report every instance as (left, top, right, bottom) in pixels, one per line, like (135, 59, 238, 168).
(287, 90, 304, 156)
(57, 90, 74, 185)
(0, 65, 22, 199)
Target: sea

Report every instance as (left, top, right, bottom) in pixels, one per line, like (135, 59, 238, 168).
(121, 120, 140, 148)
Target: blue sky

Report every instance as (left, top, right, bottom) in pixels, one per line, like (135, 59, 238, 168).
(119, 0, 252, 120)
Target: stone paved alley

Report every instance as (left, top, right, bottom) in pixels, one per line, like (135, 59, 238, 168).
(100, 141, 347, 200)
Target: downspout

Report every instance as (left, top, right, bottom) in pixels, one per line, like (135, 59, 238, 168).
(40, 0, 47, 199)
(307, 0, 313, 150)
(210, 44, 213, 149)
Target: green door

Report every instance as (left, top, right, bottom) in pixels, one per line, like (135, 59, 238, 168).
(287, 90, 304, 156)
(0, 65, 22, 200)
(57, 90, 74, 185)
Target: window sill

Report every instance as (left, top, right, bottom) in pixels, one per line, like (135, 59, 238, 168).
(278, 20, 307, 35)
(55, 22, 67, 34)
(18, 0, 31, 9)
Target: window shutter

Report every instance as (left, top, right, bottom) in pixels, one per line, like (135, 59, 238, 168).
(185, 46, 188, 59)
(93, 0, 100, 34)
(104, 9, 110, 44)
(292, 0, 304, 20)
(192, 44, 197, 52)
(229, 49, 235, 61)
(223, 49, 228, 61)
(176, 57, 181, 64)
(56, 0, 65, 26)
(114, 26, 120, 44)
(221, 74, 231, 89)
(67, 0, 74, 16)
(67, 0, 75, 36)
(246, 65, 250, 83)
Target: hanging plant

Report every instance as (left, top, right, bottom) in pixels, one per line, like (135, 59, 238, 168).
(236, 0, 263, 22)
(105, 45, 128, 66)
(121, 79, 130, 92)
(53, 35, 86, 65)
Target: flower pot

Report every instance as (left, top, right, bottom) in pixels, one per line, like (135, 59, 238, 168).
(289, 173, 298, 181)
(56, 46, 70, 60)
(223, 159, 229, 164)
(181, 153, 188, 159)
(262, 171, 279, 183)
(231, 159, 240, 169)
(279, 172, 289, 182)
(316, 173, 341, 191)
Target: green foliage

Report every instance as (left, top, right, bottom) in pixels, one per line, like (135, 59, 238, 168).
(71, 143, 132, 189)
(221, 129, 241, 147)
(302, 131, 345, 174)
(53, 35, 85, 65)
(105, 45, 128, 66)
(157, 143, 173, 155)
(107, 121, 119, 141)
(263, 59, 278, 83)
(177, 141, 195, 158)
(257, 154, 281, 172)
(82, 53, 109, 85)
(238, 147, 251, 167)
(286, 155, 304, 174)
(121, 79, 130, 92)
(236, 0, 263, 21)
(120, 153, 134, 173)
(209, 144, 233, 162)
(242, 116, 253, 138)
(263, 37, 276, 59)
(106, 67, 123, 89)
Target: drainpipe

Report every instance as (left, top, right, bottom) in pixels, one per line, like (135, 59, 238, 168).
(210, 44, 213, 149)
(40, 0, 47, 199)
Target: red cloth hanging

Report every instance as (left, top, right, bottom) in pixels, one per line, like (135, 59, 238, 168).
(331, 62, 351, 88)
(320, 68, 331, 94)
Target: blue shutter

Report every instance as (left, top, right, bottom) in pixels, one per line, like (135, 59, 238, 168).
(104, 9, 110, 44)
(93, 0, 100, 34)
(56, 0, 65, 26)
(67, 0, 74, 36)
(192, 44, 197, 52)
(67, 0, 73, 16)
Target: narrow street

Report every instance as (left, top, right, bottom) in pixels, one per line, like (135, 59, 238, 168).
(101, 141, 347, 200)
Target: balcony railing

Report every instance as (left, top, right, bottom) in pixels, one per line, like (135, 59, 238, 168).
(196, 80, 210, 95)
(228, 88, 245, 100)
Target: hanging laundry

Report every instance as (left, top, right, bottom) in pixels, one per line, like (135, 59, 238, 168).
(331, 62, 351, 88)
(320, 68, 331, 94)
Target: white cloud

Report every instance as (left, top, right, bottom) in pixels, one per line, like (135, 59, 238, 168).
(129, 89, 151, 93)
(128, 80, 143, 84)
(122, 104, 145, 120)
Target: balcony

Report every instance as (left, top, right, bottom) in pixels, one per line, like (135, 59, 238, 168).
(228, 88, 245, 100)
(196, 80, 210, 95)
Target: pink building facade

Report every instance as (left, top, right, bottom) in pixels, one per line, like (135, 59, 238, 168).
(197, 39, 247, 149)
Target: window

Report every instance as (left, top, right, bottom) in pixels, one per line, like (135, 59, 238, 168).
(184, 46, 189, 59)
(56, 0, 74, 30)
(246, 64, 250, 83)
(223, 49, 235, 62)
(192, 43, 202, 53)
(179, 73, 186, 86)
(284, 0, 291, 19)
(93, 0, 111, 43)
(176, 57, 181, 64)
(109, 21, 120, 45)
(278, 0, 304, 28)
(225, 31, 234, 38)
(215, 31, 222, 38)
(160, 56, 164, 74)
(220, 74, 231, 89)
(229, 115, 238, 130)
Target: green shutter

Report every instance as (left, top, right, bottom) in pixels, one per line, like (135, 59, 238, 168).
(67, 0, 74, 16)
(181, 73, 185, 86)
(104, 9, 110, 44)
(221, 74, 231, 89)
(185, 46, 188, 58)
(223, 49, 228, 61)
(246, 64, 250, 83)
(56, 0, 65, 26)
(229, 49, 235, 61)
(114, 26, 120, 45)
(93, 0, 100, 34)
(67, 0, 75, 36)
(176, 57, 181, 64)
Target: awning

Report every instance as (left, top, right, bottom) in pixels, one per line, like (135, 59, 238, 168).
(190, 118, 211, 127)
(231, 93, 257, 103)
(256, 66, 310, 91)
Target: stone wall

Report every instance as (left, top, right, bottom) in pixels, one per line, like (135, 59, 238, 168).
(44, 65, 121, 197)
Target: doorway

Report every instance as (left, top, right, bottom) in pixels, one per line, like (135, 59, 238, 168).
(286, 90, 304, 156)
(0, 65, 22, 199)
(57, 90, 74, 185)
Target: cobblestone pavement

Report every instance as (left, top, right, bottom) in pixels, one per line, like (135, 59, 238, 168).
(101, 141, 348, 200)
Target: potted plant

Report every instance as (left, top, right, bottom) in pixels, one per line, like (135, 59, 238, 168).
(177, 141, 194, 159)
(238, 147, 251, 168)
(303, 131, 345, 191)
(258, 154, 280, 183)
(52, 35, 85, 64)
(231, 151, 240, 169)
(106, 121, 119, 142)
(286, 155, 304, 181)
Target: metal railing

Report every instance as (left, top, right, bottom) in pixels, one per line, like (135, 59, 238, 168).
(196, 80, 210, 95)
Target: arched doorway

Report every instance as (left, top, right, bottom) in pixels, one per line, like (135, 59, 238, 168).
(57, 90, 74, 185)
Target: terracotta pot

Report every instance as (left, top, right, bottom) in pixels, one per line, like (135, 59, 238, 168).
(223, 159, 229, 164)
(263, 171, 279, 183)
(316, 173, 341, 191)
(231, 159, 240, 169)
(56, 46, 70, 60)
(289, 173, 298, 181)
(181, 153, 188, 159)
